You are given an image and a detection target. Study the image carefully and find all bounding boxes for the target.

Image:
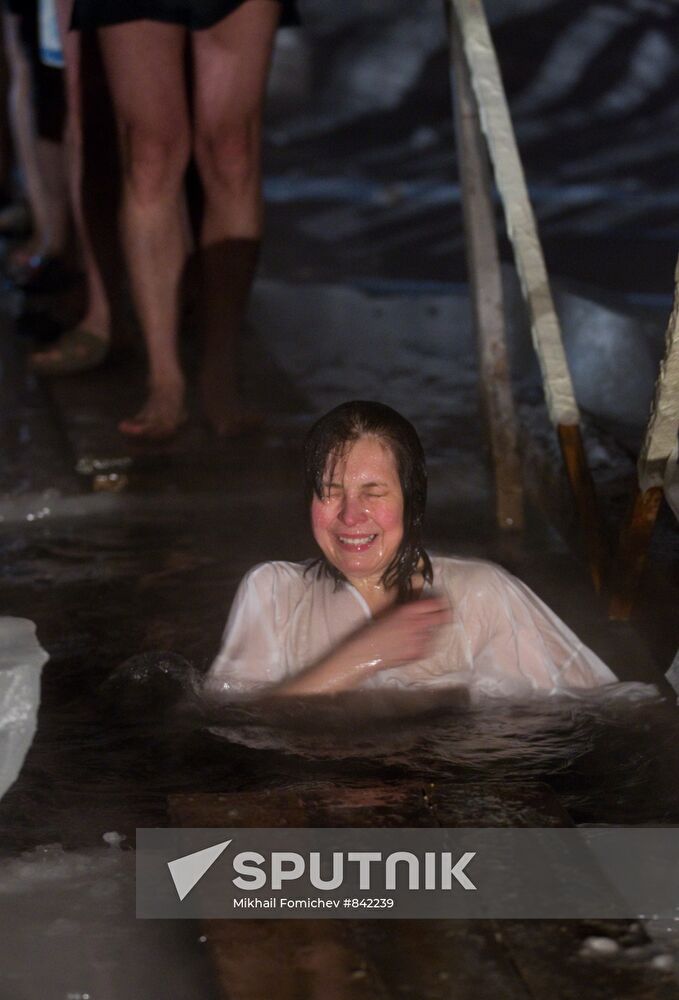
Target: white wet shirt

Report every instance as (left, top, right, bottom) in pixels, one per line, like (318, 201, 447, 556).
(204, 556, 617, 699)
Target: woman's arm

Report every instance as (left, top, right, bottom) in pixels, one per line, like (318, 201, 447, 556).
(270, 597, 452, 696)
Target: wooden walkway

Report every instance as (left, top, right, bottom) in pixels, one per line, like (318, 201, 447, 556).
(41, 328, 310, 485)
(170, 781, 678, 1000)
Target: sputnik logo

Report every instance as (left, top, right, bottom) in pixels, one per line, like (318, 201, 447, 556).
(168, 840, 232, 901)
(167, 839, 477, 901)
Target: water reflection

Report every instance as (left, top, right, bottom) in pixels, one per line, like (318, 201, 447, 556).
(3, 673, 676, 855)
(199, 683, 676, 825)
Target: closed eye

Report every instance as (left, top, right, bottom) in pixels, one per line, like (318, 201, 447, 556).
(322, 484, 343, 499)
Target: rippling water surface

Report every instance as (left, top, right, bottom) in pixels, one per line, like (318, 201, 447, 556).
(4, 673, 677, 854)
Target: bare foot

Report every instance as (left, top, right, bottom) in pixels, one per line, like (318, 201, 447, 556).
(119, 385, 187, 441)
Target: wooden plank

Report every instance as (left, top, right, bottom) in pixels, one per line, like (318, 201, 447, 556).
(424, 780, 571, 827)
(608, 485, 664, 621)
(169, 782, 551, 1000)
(449, 0, 578, 429)
(206, 920, 391, 1000)
(169, 780, 568, 831)
(171, 782, 433, 830)
(449, 0, 605, 589)
(448, 14, 524, 531)
(40, 326, 310, 479)
(170, 783, 433, 1000)
(170, 782, 671, 1000)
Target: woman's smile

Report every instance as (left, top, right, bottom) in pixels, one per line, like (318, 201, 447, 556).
(336, 532, 378, 550)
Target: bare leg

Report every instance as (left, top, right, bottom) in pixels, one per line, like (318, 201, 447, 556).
(31, 0, 113, 371)
(56, 0, 110, 338)
(29, 134, 69, 258)
(192, 0, 279, 434)
(2, 11, 68, 262)
(98, 20, 190, 439)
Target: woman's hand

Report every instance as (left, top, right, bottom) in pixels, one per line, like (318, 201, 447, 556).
(272, 596, 452, 696)
(347, 597, 452, 672)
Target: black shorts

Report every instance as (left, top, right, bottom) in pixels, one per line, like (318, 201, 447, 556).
(71, 0, 300, 30)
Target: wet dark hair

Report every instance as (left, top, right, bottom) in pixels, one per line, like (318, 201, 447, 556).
(304, 400, 432, 601)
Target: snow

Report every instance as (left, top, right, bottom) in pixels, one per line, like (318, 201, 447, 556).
(0, 839, 214, 1000)
(581, 936, 621, 956)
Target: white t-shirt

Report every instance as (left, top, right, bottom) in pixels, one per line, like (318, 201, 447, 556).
(204, 556, 617, 699)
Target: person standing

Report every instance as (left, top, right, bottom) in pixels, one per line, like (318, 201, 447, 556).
(30, 0, 113, 375)
(69, 0, 297, 439)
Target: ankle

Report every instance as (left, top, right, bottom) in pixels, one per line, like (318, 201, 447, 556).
(148, 377, 185, 400)
(80, 317, 110, 341)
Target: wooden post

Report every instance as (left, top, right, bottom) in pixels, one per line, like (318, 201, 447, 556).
(608, 486, 664, 621)
(608, 254, 679, 619)
(557, 424, 605, 595)
(448, 13, 524, 531)
(449, 0, 604, 589)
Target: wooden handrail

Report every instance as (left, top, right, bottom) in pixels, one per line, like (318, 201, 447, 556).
(609, 254, 679, 619)
(447, 0, 604, 589)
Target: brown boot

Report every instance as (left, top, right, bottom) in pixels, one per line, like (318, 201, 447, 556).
(198, 237, 263, 437)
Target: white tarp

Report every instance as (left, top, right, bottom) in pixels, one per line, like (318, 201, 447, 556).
(0, 618, 48, 803)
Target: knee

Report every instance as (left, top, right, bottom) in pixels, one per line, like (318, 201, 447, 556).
(120, 123, 191, 205)
(194, 119, 260, 195)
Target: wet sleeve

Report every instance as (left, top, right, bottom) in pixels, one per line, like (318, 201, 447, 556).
(471, 565, 617, 690)
(203, 563, 286, 697)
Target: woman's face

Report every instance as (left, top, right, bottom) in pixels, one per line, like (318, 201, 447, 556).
(311, 435, 404, 588)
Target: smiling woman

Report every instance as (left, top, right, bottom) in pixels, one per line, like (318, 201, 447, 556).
(310, 435, 405, 612)
(204, 401, 618, 700)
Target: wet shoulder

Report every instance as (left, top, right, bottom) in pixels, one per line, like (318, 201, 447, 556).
(240, 560, 311, 594)
(430, 555, 514, 601)
(238, 560, 318, 618)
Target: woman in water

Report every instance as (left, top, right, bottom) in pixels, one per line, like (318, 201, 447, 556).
(205, 401, 617, 699)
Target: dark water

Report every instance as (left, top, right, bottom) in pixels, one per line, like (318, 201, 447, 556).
(197, 685, 679, 824)
(3, 663, 677, 855)
(1, 513, 677, 853)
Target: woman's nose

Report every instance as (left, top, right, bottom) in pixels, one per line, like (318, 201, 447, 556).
(338, 495, 367, 525)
